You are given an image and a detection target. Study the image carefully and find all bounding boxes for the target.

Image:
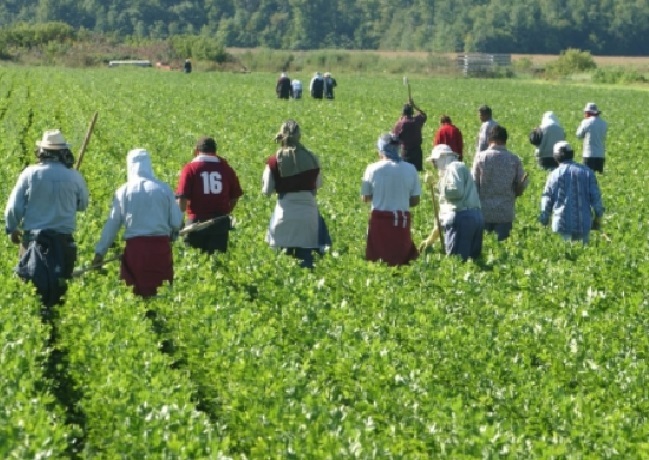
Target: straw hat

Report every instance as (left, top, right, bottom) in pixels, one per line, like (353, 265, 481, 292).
(35, 129, 70, 150)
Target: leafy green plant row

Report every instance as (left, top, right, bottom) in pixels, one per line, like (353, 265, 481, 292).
(0, 67, 648, 457)
(54, 281, 226, 458)
(0, 278, 70, 458)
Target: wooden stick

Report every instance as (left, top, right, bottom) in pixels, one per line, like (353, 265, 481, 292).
(428, 178, 445, 253)
(75, 111, 98, 171)
(179, 215, 230, 236)
(71, 254, 120, 278)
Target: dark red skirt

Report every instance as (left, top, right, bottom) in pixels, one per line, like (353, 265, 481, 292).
(366, 210, 418, 266)
(121, 236, 173, 297)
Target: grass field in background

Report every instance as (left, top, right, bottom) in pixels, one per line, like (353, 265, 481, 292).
(1, 66, 648, 458)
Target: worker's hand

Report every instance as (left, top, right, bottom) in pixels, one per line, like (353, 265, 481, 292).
(10, 230, 21, 245)
(91, 254, 104, 267)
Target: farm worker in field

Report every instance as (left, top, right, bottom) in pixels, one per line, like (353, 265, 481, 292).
(323, 72, 337, 99)
(361, 133, 421, 266)
(532, 111, 566, 171)
(4, 129, 89, 307)
(175, 136, 243, 255)
(476, 104, 498, 154)
(393, 100, 427, 171)
(184, 58, 192, 73)
(262, 120, 331, 268)
(276, 72, 292, 99)
(433, 115, 464, 162)
(576, 102, 607, 173)
(92, 149, 183, 298)
(309, 72, 324, 99)
(472, 125, 528, 242)
(291, 78, 302, 99)
(426, 144, 483, 261)
(539, 141, 605, 244)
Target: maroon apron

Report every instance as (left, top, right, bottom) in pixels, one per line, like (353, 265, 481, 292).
(366, 210, 418, 266)
(121, 236, 173, 297)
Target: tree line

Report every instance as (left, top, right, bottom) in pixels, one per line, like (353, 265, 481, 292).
(1, 0, 648, 55)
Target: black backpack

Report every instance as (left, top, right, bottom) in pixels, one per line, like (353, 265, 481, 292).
(529, 127, 543, 146)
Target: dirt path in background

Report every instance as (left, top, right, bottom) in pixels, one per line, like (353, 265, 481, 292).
(227, 48, 649, 68)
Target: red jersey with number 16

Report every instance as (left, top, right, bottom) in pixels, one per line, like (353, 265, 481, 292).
(176, 154, 243, 220)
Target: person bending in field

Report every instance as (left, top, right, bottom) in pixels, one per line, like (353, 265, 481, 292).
(393, 100, 427, 171)
(5, 129, 89, 307)
(426, 144, 483, 261)
(262, 120, 331, 268)
(276, 72, 292, 99)
(361, 133, 421, 266)
(176, 136, 243, 255)
(472, 125, 528, 242)
(533, 111, 566, 171)
(309, 72, 324, 99)
(93, 149, 183, 298)
(539, 141, 604, 244)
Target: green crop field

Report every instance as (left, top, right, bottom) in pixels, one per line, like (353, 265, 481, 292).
(1, 66, 648, 459)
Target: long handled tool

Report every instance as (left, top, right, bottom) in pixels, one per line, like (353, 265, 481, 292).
(419, 173, 445, 254)
(75, 111, 98, 171)
(72, 253, 121, 278)
(179, 215, 231, 236)
(403, 76, 412, 103)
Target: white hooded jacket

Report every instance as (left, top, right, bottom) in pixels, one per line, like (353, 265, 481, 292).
(95, 149, 183, 256)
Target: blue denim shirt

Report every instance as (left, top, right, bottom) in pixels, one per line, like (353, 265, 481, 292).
(5, 160, 89, 234)
(540, 161, 604, 237)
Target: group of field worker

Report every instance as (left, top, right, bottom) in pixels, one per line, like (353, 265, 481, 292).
(4, 100, 605, 305)
(374, 100, 606, 265)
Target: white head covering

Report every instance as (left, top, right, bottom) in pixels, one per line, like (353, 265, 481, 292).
(127, 148, 156, 182)
(540, 111, 560, 128)
(427, 144, 458, 174)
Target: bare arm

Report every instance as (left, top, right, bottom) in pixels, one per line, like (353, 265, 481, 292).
(176, 197, 188, 213)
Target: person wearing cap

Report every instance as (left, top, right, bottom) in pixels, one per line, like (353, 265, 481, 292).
(426, 144, 483, 261)
(5, 129, 89, 305)
(276, 72, 292, 99)
(433, 115, 464, 162)
(472, 125, 528, 242)
(576, 102, 607, 173)
(476, 105, 498, 153)
(361, 133, 421, 266)
(534, 111, 566, 171)
(92, 149, 183, 298)
(309, 72, 324, 99)
(175, 136, 243, 254)
(540, 141, 605, 243)
(393, 100, 427, 171)
(323, 72, 337, 99)
(262, 120, 331, 268)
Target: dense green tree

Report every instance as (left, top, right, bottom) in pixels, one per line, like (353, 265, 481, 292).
(0, 0, 648, 55)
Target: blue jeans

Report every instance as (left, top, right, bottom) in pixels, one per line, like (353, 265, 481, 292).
(444, 209, 484, 261)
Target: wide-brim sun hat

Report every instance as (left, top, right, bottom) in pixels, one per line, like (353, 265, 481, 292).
(35, 129, 70, 150)
(427, 144, 455, 163)
(583, 102, 601, 114)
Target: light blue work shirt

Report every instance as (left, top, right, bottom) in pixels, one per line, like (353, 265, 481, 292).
(4, 160, 89, 234)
